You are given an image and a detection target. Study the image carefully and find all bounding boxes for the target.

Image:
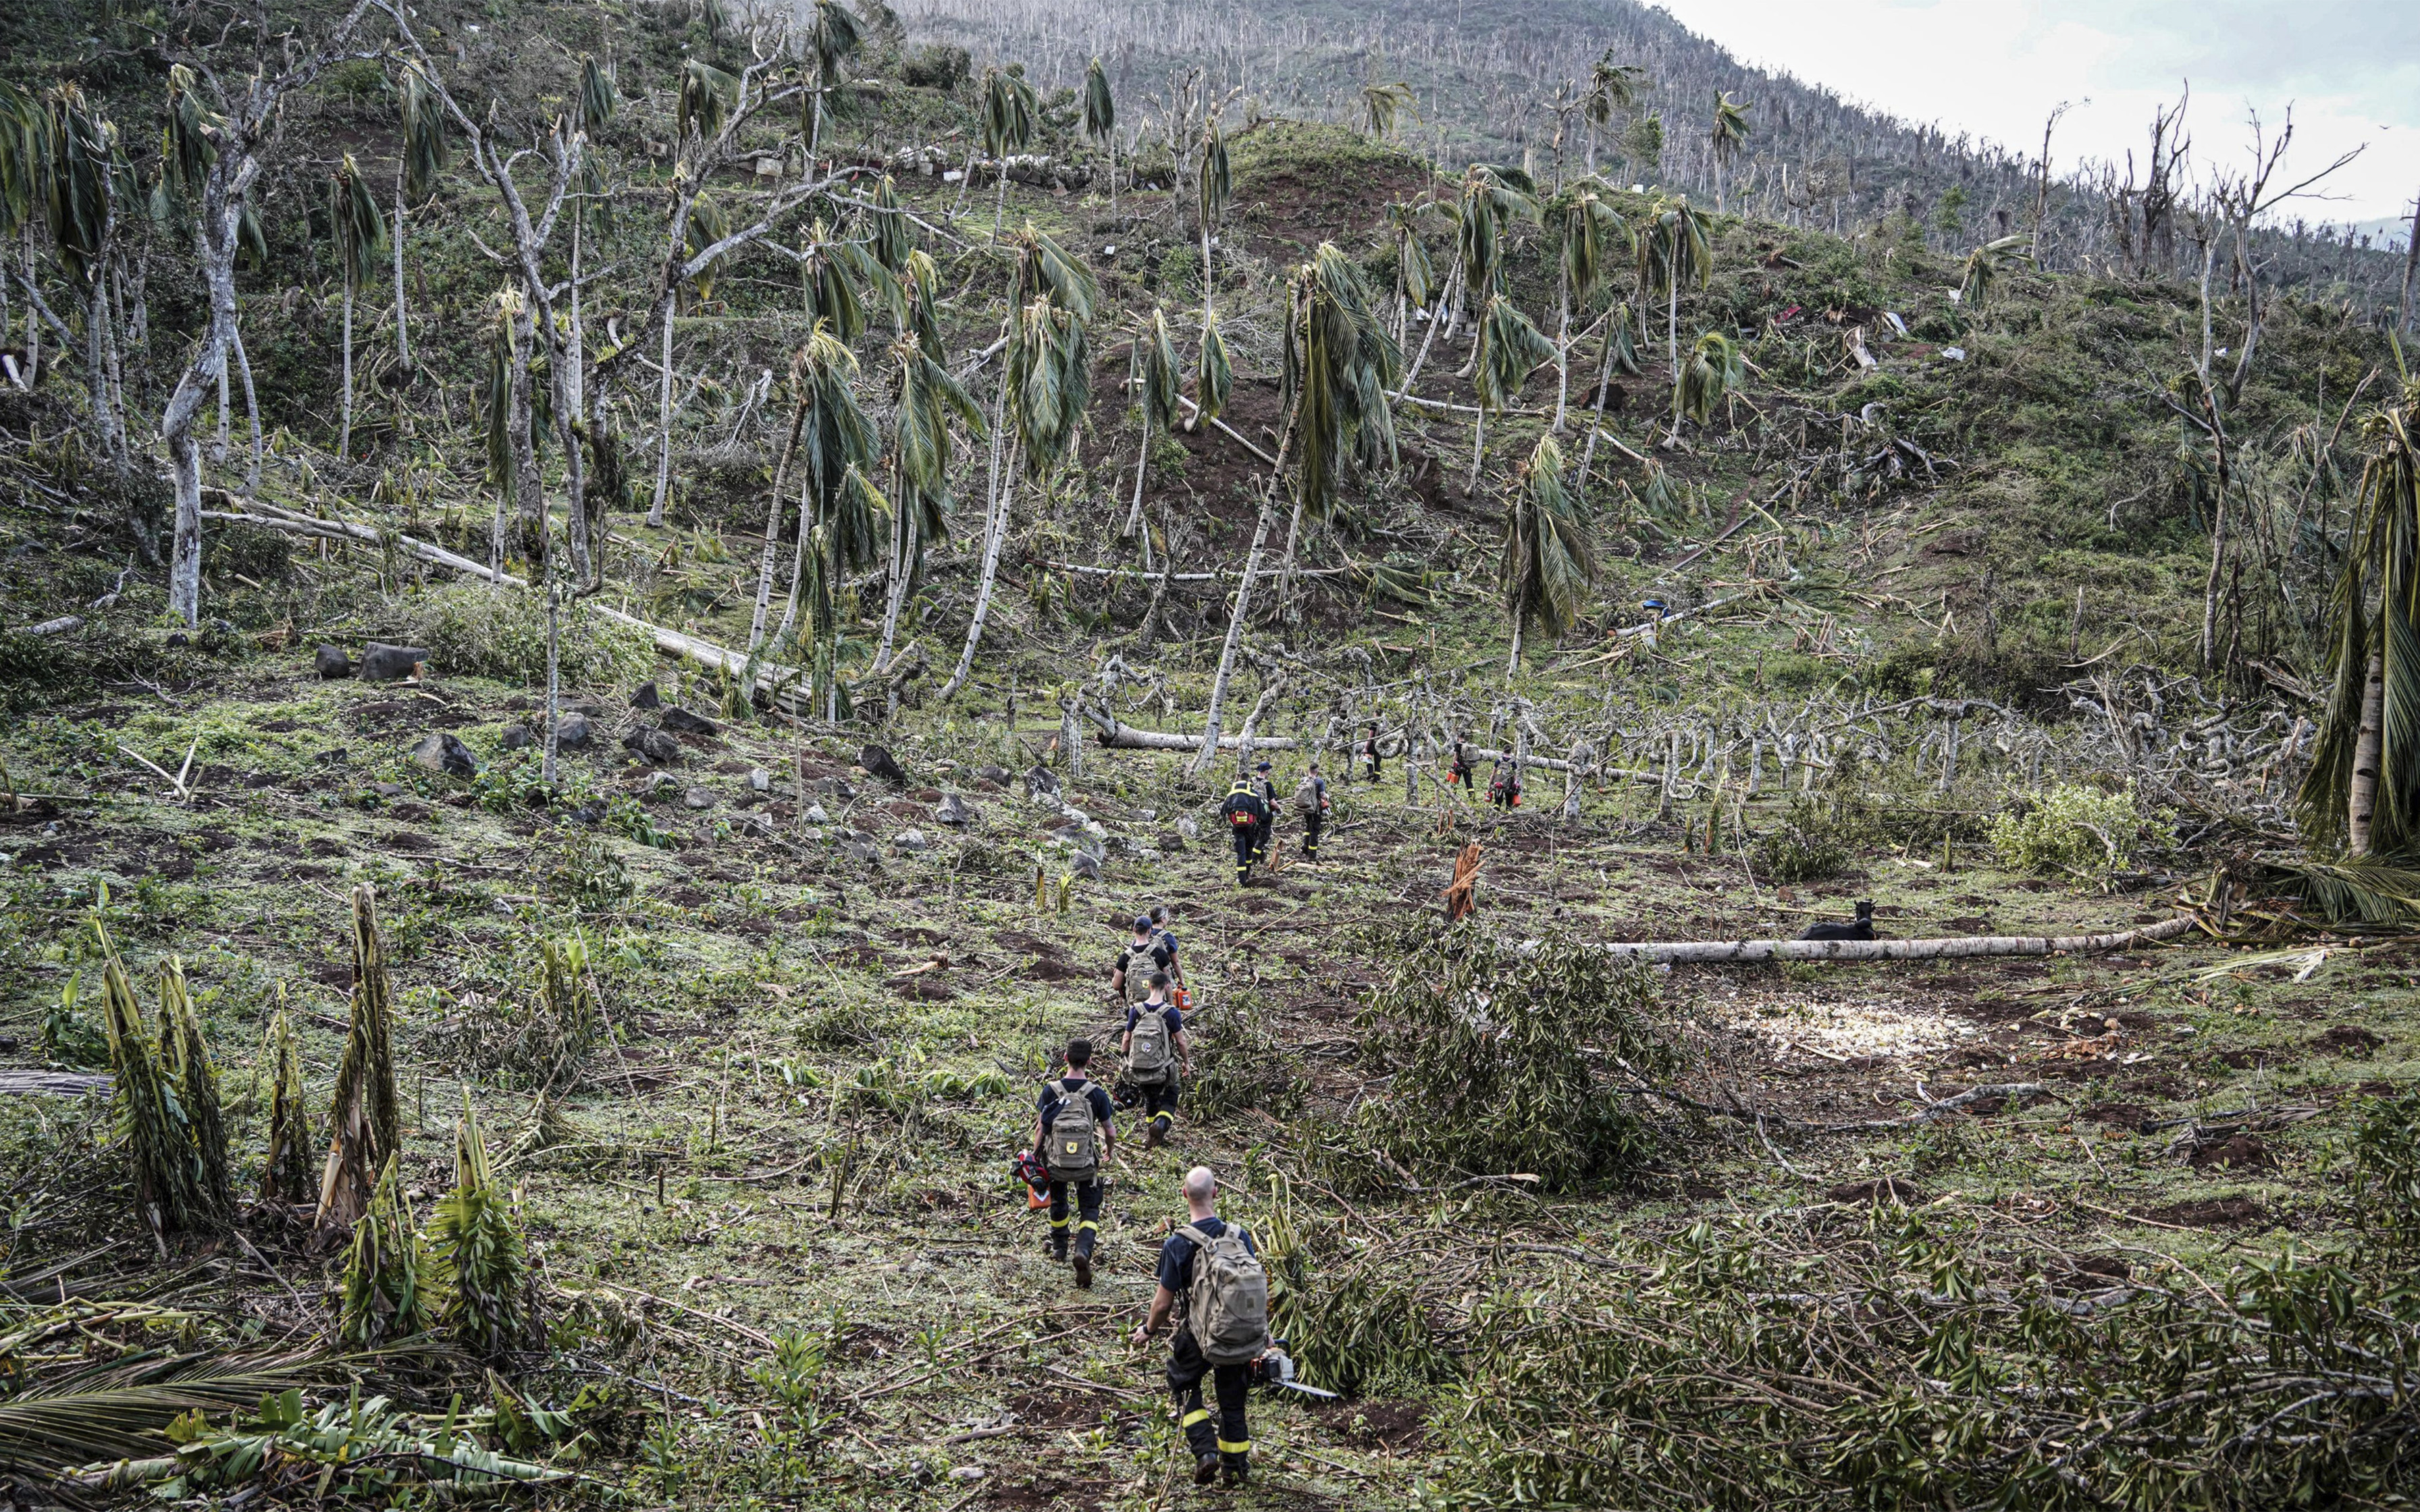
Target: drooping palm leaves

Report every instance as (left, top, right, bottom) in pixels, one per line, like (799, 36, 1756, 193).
(685, 188, 730, 303)
(1082, 55, 1117, 213)
(1549, 182, 1627, 431)
(41, 83, 111, 283)
(1361, 81, 1416, 141)
(1449, 163, 1538, 378)
(1010, 220, 1099, 321)
(756, 323, 876, 658)
(1958, 233, 2032, 310)
(677, 58, 739, 145)
(1584, 52, 1646, 173)
(1577, 302, 1641, 493)
(1502, 433, 1596, 675)
(1125, 306, 1182, 541)
(899, 245, 944, 359)
(1296, 242, 1402, 520)
(804, 0, 862, 153)
(330, 153, 387, 458)
(1469, 293, 1554, 492)
(1708, 90, 1752, 212)
(1639, 193, 1711, 407)
(1675, 328, 1745, 428)
(577, 53, 616, 140)
(317, 884, 399, 1234)
(2299, 379, 2420, 857)
(161, 65, 219, 203)
(799, 217, 869, 342)
(1384, 201, 1434, 348)
(0, 1350, 331, 1478)
(979, 65, 1038, 239)
(1195, 302, 1232, 426)
(867, 173, 912, 273)
(429, 1094, 531, 1359)
(876, 337, 984, 674)
(392, 62, 448, 379)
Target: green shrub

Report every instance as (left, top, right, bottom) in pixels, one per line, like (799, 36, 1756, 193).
(1182, 991, 1307, 1123)
(1989, 782, 2167, 884)
(395, 585, 652, 688)
(1753, 794, 1853, 882)
(2349, 1086, 2420, 1251)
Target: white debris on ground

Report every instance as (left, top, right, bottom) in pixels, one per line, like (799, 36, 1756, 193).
(1737, 992, 1985, 1061)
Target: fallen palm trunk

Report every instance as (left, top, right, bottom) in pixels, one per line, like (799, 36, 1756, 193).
(204, 495, 812, 715)
(1585, 912, 2198, 964)
(1087, 713, 1298, 753)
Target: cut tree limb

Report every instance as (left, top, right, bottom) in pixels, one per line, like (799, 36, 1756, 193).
(1579, 913, 2198, 964)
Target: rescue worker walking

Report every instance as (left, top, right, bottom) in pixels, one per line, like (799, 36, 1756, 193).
(1488, 759, 1521, 811)
(1111, 915, 1173, 1004)
(1217, 771, 1269, 886)
(1147, 905, 1185, 992)
(1251, 761, 1280, 865)
(1294, 762, 1331, 859)
(1122, 973, 1192, 1147)
(1129, 1166, 1267, 1488)
(1361, 722, 1383, 784)
(1034, 1040, 1116, 1289)
(1450, 741, 1476, 792)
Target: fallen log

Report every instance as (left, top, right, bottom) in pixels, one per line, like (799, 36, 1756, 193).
(1581, 913, 2199, 964)
(1088, 714, 1298, 753)
(0, 1071, 112, 1096)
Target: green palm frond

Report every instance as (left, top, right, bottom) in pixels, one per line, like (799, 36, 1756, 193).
(891, 338, 984, 502)
(0, 1351, 331, 1476)
(1708, 90, 1752, 165)
(1675, 329, 1745, 426)
(1196, 305, 1233, 423)
(1618, 111, 1664, 173)
(810, 0, 862, 81)
(1009, 221, 1099, 320)
(340, 1158, 429, 1346)
(1296, 242, 1404, 517)
(0, 80, 45, 238)
(901, 247, 944, 360)
(1007, 294, 1091, 470)
(980, 66, 1038, 159)
(2257, 857, 2420, 928)
(1639, 195, 1710, 297)
(1585, 53, 1645, 129)
(1475, 294, 1554, 414)
(1504, 433, 1596, 641)
(685, 190, 729, 302)
(1552, 184, 1627, 303)
(1133, 306, 1182, 433)
(1386, 202, 1433, 310)
(867, 173, 911, 271)
(795, 321, 879, 567)
(430, 1095, 529, 1358)
(576, 55, 616, 140)
(330, 153, 388, 287)
(1082, 56, 1114, 142)
(236, 198, 268, 269)
(1196, 119, 1230, 229)
(802, 219, 868, 342)
(1606, 306, 1641, 375)
(401, 63, 450, 203)
(162, 64, 220, 202)
(1958, 232, 2033, 308)
(43, 83, 112, 281)
(1361, 81, 1416, 140)
(677, 59, 739, 144)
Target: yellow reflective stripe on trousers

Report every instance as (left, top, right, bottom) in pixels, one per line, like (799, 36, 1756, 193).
(1049, 1216, 1069, 1228)
(1180, 1409, 1211, 1428)
(1217, 1438, 1251, 1454)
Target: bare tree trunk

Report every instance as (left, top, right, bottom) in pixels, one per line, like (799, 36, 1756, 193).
(1467, 405, 1486, 495)
(1664, 265, 1681, 439)
(1576, 315, 1619, 493)
(1190, 387, 1302, 779)
(233, 321, 261, 499)
(339, 271, 355, 461)
(392, 169, 411, 373)
(543, 580, 561, 786)
(2402, 184, 2420, 334)
(748, 394, 813, 653)
(508, 301, 545, 559)
(567, 215, 584, 420)
(215, 344, 230, 463)
(648, 314, 674, 526)
(1506, 616, 1523, 680)
(2349, 642, 2384, 854)
(1398, 247, 1459, 396)
(1551, 262, 1571, 431)
(939, 433, 1020, 701)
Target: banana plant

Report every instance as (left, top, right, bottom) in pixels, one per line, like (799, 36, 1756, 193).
(1082, 56, 1117, 214)
(1470, 293, 1554, 494)
(1502, 433, 1596, 677)
(329, 153, 387, 460)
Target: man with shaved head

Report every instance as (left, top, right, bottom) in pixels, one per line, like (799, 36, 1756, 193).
(1130, 1166, 1263, 1487)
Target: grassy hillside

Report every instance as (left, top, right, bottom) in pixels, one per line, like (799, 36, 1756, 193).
(3, 2, 2418, 1509)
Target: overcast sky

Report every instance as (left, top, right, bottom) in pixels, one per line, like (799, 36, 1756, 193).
(1648, 0, 2420, 234)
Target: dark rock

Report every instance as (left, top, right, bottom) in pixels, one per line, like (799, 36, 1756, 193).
(839, 839, 880, 865)
(314, 644, 352, 679)
(861, 744, 907, 783)
(661, 706, 718, 736)
(813, 776, 857, 801)
(622, 726, 681, 765)
(360, 642, 429, 682)
(564, 803, 605, 826)
(1024, 765, 1060, 798)
(1827, 1177, 1922, 1206)
(1051, 824, 1103, 856)
(805, 803, 831, 824)
(411, 732, 479, 779)
(500, 724, 537, 751)
(749, 767, 771, 792)
(632, 682, 661, 709)
(894, 828, 929, 852)
(1068, 850, 1103, 880)
(732, 812, 774, 838)
(935, 792, 973, 826)
(976, 763, 1010, 786)
(683, 787, 715, 809)
(373, 782, 408, 799)
(556, 711, 592, 749)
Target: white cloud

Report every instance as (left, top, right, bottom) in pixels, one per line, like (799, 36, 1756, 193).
(1648, 0, 2419, 226)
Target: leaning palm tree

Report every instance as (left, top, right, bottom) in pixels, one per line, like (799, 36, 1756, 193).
(976, 65, 1038, 240)
(1583, 52, 1646, 174)
(1448, 163, 1537, 379)
(1639, 194, 1711, 394)
(750, 325, 874, 655)
(2298, 379, 2420, 857)
(1384, 200, 1433, 347)
(329, 153, 387, 460)
(1192, 248, 1397, 775)
(1548, 182, 1626, 431)
(1469, 293, 1554, 493)
(804, 0, 861, 156)
(1082, 55, 1117, 214)
(394, 61, 447, 378)
(1124, 305, 1181, 546)
(1360, 80, 1415, 141)
(1502, 433, 1596, 676)
(942, 291, 1090, 699)
(874, 332, 984, 674)
(1708, 90, 1752, 213)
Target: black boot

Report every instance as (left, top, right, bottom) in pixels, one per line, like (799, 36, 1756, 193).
(1221, 1458, 1251, 1487)
(1193, 1453, 1221, 1486)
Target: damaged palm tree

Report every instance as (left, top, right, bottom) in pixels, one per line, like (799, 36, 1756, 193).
(340, 1158, 429, 1346)
(1122, 306, 1182, 551)
(2300, 377, 2420, 859)
(317, 884, 400, 1235)
(93, 926, 230, 1235)
(1470, 293, 1554, 493)
(1502, 435, 1596, 676)
(329, 153, 388, 461)
(431, 1094, 531, 1357)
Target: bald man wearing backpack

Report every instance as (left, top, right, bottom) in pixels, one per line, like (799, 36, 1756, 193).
(1130, 1166, 1268, 1487)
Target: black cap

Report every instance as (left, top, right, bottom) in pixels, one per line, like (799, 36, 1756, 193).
(1132, 914, 1153, 932)
(1255, 761, 1271, 772)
